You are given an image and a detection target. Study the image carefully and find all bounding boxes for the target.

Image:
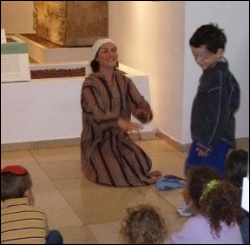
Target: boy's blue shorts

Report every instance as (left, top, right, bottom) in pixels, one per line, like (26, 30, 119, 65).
(184, 141, 230, 178)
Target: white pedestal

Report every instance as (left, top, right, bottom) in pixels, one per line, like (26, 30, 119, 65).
(16, 34, 92, 63)
(1, 64, 154, 144)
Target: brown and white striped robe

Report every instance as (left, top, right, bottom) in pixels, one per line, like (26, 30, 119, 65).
(80, 70, 156, 187)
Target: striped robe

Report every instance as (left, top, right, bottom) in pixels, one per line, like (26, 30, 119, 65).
(80, 70, 156, 187)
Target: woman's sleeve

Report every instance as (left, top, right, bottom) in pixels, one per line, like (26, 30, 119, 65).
(81, 79, 119, 131)
(126, 77, 153, 123)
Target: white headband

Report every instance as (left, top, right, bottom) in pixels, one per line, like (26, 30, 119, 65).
(92, 38, 115, 60)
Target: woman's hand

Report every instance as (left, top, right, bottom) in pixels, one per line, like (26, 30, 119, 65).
(135, 103, 152, 124)
(118, 117, 143, 131)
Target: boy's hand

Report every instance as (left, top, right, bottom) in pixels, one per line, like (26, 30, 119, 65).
(196, 148, 209, 157)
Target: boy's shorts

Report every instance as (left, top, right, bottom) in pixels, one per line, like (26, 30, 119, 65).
(184, 141, 230, 178)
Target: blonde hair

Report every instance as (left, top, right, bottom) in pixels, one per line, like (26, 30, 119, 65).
(120, 204, 167, 244)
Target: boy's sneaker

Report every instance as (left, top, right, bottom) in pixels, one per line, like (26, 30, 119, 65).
(177, 203, 194, 217)
(177, 206, 193, 217)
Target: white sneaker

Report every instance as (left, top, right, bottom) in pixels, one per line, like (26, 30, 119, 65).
(177, 207, 193, 217)
(177, 203, 194, 217)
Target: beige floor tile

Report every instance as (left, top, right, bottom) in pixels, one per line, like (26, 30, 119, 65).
(54, 176, 102, 192)
(54, 179, 176, 225)
(153, 187, 185, 209)
(136, 139, 177, 153)
(38, 160, 82, 180)
(59, 225, 99, 244)
(30, 146, 80, 164)
(35, 190, 83, 229)
(87, 221, 121, 244)
(1, 150, 37, 165)
(25, 163, 56, 192)
(149, 151, 187, 178)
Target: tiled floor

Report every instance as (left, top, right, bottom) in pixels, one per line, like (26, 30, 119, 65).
(1, 138, 189, 244)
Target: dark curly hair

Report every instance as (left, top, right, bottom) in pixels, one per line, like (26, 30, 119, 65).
(225, 149, 248, 188)
(120, 204, 167, 244)
(187, 166, 244, 238)
(189, 23, 227, 53)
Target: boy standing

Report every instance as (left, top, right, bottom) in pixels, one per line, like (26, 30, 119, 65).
(178, 24, 240, 217)
(185, 23, 240, 177)
(1, 165, 63, 244)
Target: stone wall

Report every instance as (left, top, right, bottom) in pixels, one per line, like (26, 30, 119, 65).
(33, 1, 108, 47)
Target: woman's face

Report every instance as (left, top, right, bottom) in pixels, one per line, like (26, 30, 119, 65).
(96, 42, 118, 69)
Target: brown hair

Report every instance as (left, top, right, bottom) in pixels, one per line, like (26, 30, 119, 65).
(187, 166, 243, 237)
(120, 204, 167, 244)
(225, 149, 248, 188)
(1, 170, 32, 201)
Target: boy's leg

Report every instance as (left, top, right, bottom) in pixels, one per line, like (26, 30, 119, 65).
(46, 230, 63, 244)
(178, 141, 230, 217)
(184, 141, 200, 175)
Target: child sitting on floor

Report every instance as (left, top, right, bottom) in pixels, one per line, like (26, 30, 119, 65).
(225, 149, 249, 244)
(120, 204, 167, 244)
(1, 165, 63, 244)
(167, 166, 243, 244)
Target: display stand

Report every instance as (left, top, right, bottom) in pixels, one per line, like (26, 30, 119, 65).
(17, 34, 92, 63)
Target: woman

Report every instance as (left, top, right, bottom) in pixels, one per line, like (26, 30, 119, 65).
(80, 38, 160, 187)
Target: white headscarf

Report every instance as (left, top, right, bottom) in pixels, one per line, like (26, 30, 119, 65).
(84, 38, 116, 77)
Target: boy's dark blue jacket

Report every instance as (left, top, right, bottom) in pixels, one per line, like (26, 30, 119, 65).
(191, 60, 240, 153)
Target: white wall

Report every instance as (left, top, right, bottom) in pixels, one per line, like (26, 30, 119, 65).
(1, 1, 249, 145)
(109, 1, 185, 142)
(1, 1, 34, 33)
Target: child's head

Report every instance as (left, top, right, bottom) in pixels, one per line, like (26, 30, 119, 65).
(120, 204, 167, 244)
(189, 23, 227, 53)
(225, 149, 248, 188)
(187, 166, 243, 237)
(186, 166, 221, 211)
(189, 23, 226, 70)
(1, 165, 33, 202)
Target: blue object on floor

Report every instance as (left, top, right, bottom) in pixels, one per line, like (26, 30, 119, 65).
(156, 175, 186, 191)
